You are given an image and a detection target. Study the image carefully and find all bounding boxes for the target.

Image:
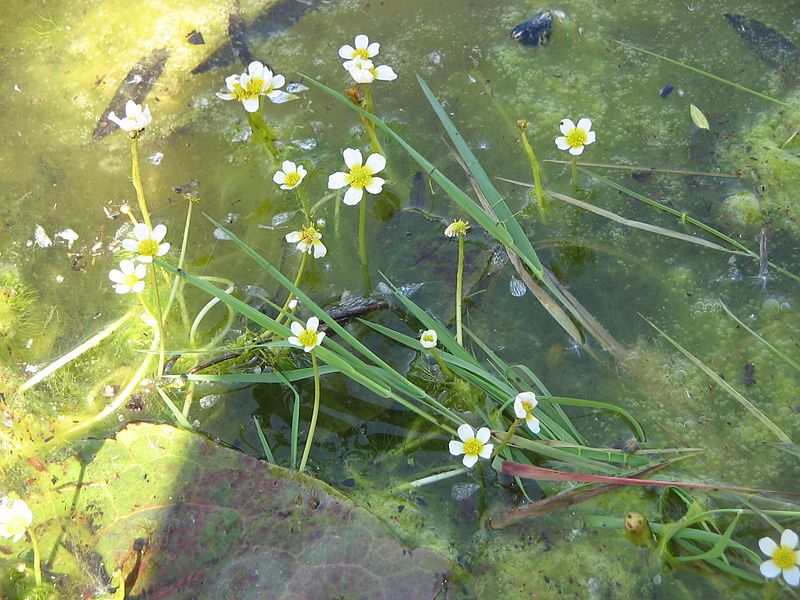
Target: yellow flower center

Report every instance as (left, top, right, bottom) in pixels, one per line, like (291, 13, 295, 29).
(521, 400, 534, 417)
(122, 273, 140, 288)
(422, 333, 435, 344)
(137, 238, 159, 257)
(246, 77, 266, 96)
(449, 220, 470, 236)
(299, 225, 319, 245)
(284, 172, 302, 187)
(353, 48, 370, 60)
(231, 83, 249, 101)
(566, 128, 587, 148)
(298, 329, 318, 348)
(772, 546, 797, 570)
(463, 438, 483, 456)
(347, 164, 373, 189)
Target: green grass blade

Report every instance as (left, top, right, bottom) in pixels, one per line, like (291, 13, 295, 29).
(644, 316, 792, 443)
(300, 75, 514, 246)
(615, 40, 793, 108)
(545, 396, 646, 441)
(252, 415, 276, 463)
(187, 365, 338, 383)
(274, 370, 302, 469)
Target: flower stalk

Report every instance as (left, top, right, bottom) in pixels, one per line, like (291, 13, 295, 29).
(517, 120, 547, 209)
(298, 349, 321, 472)
(275, 252, 307, 325)
(247, 111, 278, 166)
(130, 136, 152, 229)
(28, 528, 42, 586)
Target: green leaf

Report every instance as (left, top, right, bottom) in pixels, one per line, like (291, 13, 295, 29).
(689, 104, 710, 130)
(29, 423, 454, 598)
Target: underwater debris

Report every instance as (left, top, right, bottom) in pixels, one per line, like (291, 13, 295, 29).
(724, 14, 800, 74)
(191, 0, 318, 74)
(92, 48, 169, 140)
(658, 84, 674, 98)
(186, 30, 205, 45)
(510, 10, 553, 46)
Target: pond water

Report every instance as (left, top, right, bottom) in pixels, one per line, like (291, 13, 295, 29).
(1, 0, 800, 598)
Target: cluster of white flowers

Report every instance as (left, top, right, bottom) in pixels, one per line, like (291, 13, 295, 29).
(108, 223, 171, 294)
(338, 34, 397, 84)
(217, 60, 292, 113)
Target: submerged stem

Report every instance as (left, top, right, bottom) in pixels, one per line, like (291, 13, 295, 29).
(28, 528, 42, 586)
(493, 418, 521, 457)
(275, 252, 307, 326)
(517, 121, 548, 209)
(298, 350, 321, 472)
(247, 111, 279, 166)
(149, 270, 166, 377)
(358, 199, 370, 292)
(130, 136, 152, 229)
(571, 155, 579, 191)
(456, 235, 464, 346)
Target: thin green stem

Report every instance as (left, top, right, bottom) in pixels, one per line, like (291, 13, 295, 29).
(518, 122, 548, 209)
(27, 528, 42, 586)
(295, 187, 311, 220)
(130, 136, 152, 229)
(456, 235, 464, 346)
(164, 200, 194, 322)
(430, 348, 453, 379)
(246, 111, 278, 166)
(362, 86, 385, 156)
(298, 350, 321, 472)
(358, 199, 370, 292)
(571, 155, 579, 191)
(492, 418, 521, 457)
(275, 252, 307, 326)
(149, 270, 166, 377)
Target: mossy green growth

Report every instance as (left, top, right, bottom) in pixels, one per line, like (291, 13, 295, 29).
(0, 267, 36, 350)
(715, 191, 762, 234)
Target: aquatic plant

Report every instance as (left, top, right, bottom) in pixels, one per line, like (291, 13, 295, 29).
(449, 424, 493, 468)
(443, 219, 469, 345)
(0, 497, 40, 586)
(121, 223, 170, 263)
(106, 99, 151, 133)
(758, 529, 800, 586)
(554, 117, 595, 189)
(107, 259, 146, 295)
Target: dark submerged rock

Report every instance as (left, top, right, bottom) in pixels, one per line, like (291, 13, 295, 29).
(511, 10, 553, 47)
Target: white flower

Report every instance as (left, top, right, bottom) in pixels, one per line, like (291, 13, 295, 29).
(448, 424, 493, 468)
(288, 316, 325, 352)
(555, 118, 596, 156)
(108, 100, 152, 133)
(339, 34, 380, 62)
(288, 298, 299, 310)
(0, 497, 33, 543)
(216, 61, 288, 113)
(759, 529, 800, 586)
(121, 223, 170, 263)
(285, 224, 327, 259)
(420, 329, 437, 349)
(514, 392, 541, 434)
(108, 259, 147, 294)
(327, 148, 386, 205)
(273, 161, 308, 190)
(444, 219, 470, 238)
(345, 58, 397, 84)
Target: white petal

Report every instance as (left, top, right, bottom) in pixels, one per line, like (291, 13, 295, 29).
(577, 118, 592, 132)
(760, 537, 778, 556)
(307, 316, 319, 331)
(760, 559, 781, 578)
(271, 74, 285, 89)
(121, 239, 138, 252)
(133, 264, 147, 278)
(290, 321, 304, 336)
(296, 165, 307, 179)
(108, 269, 124, 283)
(343, 148, 363, 169)
(559, 119, 575, 135)
(373, 65, 397, 81)
(555, 136, 570, 150)
(784, 566, 800, 587)
(157, 242, 170, 256)
(366, 42, 380, 57)
(365, 153, 386, 173)
(114, 284, 131, 294)
(297, 241, 310, 253)
(267, 90, 296, 104)
(288, 336, 301, 347)
(449, 440, 464, 456)
(248, 61, 265, 77)
(364, 177, 385, 195)
(343, 186, 363, 206)
(316, 331, 326, 345)
(312, 241, 327, 258)
(285, 231, 301, 243)
(151, 224, 167, 242)
(273, 171, 287, 184)
(136, 254, 154, 263)
(242, 97, 260, 113)
(281, 160, 296, 173)
(132, 223, 150, 241)
(354, 34, 369, 49)
(124, 100, 139, 117)
(585, 131, 597, 145)
(462, 454, 479, 468)
(782, 529, 799, 549)
(348, 66, 374, 84)
(216, 92, 234, 101)
(457, 423, 475, 442)
(339, 44, 356, 59)
(513, 399, 526, 419)
(475, 427, 491, 443)
(131, 281, 145, 293)
(526, 416, 541, 434)
(568, 145, 585, 156)
(328, 172, 349, 190)
(478, 443, 493, 459)
(119, 260, 136, 274)
(107, 112, 124, 128)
